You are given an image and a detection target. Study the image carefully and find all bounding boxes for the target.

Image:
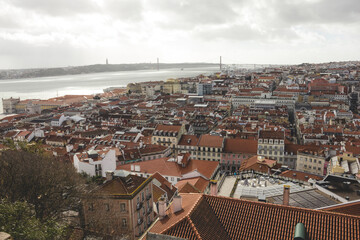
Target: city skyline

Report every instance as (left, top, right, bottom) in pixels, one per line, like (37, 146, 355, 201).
(1, 0, 360, 69)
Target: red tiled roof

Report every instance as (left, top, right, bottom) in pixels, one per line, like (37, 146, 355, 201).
(155, 124, 182, 132)
(321, 200, 360, 216)
(198, 134, 223, 148)
(224, 138, 257, 154)
(149, 193, 360, 240)
(176, 177, 209, 193)
(176, 182, 201, 194)
(178, 135, 200, 147)
(279, 170, 323, 182)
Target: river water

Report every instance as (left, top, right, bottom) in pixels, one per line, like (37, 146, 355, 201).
(0, 66, 218, 114)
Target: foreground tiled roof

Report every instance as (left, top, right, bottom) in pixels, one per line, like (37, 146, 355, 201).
(149, 193, 360, 240)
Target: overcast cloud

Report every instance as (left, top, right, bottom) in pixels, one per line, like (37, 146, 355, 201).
(0, 0, 359, 69)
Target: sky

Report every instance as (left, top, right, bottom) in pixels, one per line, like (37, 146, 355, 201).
(1, 0, 360, 69)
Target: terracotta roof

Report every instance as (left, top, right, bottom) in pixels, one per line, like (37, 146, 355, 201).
(151, 172, 177, 201)
(176, 176, 209, 193)
(153, 184, 167, 202)
(259, 130, 285, 139)
(149, 193, 360, 240)
(320, 200, 360, 216)
(198, 134, 224, 148)
(155, 124, 182, 132)
(178, 135, 200, 147)
(95, 175, 150, 198)
(117, 158, 219, 179)
(279, 170, 323, 182)
(224, 138, 258, 154)
(176, 182, 201, 194)
(240, 155, 277, 173)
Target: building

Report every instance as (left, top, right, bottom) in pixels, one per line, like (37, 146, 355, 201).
(328, 152, 360, 176)
(196, 134, 224, 162)
(2, 97, 20, 114)
(221, 138, 258, 173)
(73, 148, 117, 177)
(151, 124, 185, 148)
(257, 130, 285, 163)
(231, 94, 296, 109)
(177, 135, 200, 159)
(197, 83, 212, 96)
(83, 172, 154, 239)
(296, 149, 326, 176)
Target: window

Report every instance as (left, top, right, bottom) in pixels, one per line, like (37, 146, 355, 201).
(171, 177, 174, 181)
(142, 192, 145, 201)
(122, 218, 127, 227)
(105, 203, 110, 211)
(120, 203, 126, 212)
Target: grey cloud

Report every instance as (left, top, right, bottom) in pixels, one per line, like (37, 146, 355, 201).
(151, 0, 241, 29)
(4, 0, 98, 16)
(273, 0, 360, 26)
(102, 0, 144, 21)
(195, 24, 263, 41)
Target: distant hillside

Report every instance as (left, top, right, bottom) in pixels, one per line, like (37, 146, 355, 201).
(0, 63, 218, 80)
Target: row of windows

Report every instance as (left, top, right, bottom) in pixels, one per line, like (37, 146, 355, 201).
(153, 137, 176, 142)
(258, 139, 284, 144)
(301, 157, 323, 165)
(258, 150, 283, 155)
(303, 165, 322, 171)
(88, 202, 128, 212)
(258, 145, 284, 151)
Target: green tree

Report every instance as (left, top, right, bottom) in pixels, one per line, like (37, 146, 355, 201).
(0, 200, 66, 240)
(0, 150, 85, 221)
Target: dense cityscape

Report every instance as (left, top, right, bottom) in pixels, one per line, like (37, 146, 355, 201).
(1, 61, 360, 239)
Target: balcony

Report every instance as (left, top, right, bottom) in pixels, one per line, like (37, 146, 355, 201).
(146, 193, 152, 200)
(147, 206, 153, 215)
(136, 202, 143, 211)
(137, 217, 143, 225)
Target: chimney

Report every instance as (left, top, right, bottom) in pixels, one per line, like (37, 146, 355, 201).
(294, 222, 306, 240)
(105, 171, 114, 181)
(158, 197, 167, 220)
(283, 185, 290, 206)
(172, 195, 183, 213)
(210, 180, 218, 196)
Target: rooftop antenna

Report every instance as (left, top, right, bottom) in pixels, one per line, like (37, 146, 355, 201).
(157, 57, 159, 71)
(106, 58, 108, 65)
(220, 56, 222, 71)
